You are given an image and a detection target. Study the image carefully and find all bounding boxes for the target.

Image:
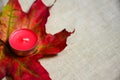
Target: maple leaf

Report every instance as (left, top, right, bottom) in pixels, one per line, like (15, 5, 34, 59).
(0, 0, 74, 80)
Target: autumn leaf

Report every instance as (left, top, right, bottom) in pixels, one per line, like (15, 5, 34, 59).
(0, 0, 74, 80)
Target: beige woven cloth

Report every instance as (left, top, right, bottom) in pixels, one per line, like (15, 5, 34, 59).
(1, 0, 120, 80)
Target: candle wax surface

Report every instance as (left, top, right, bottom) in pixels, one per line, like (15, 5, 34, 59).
(9, 29, 38, 51)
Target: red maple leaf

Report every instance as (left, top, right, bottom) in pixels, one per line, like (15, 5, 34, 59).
(0, 0, 74, 80)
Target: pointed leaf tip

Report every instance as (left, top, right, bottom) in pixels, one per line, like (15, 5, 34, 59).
(48, 0, 57, 9)
(8, 0, 22, 10)
(36, 29, 74, 56)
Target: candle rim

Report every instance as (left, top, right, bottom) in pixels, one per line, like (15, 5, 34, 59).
(9, 28, 38, 51)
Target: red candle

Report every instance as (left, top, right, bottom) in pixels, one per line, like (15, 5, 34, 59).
(9, 29, 38, 56)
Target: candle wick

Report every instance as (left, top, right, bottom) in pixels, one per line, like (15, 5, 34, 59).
(23, 38, 30, 43)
